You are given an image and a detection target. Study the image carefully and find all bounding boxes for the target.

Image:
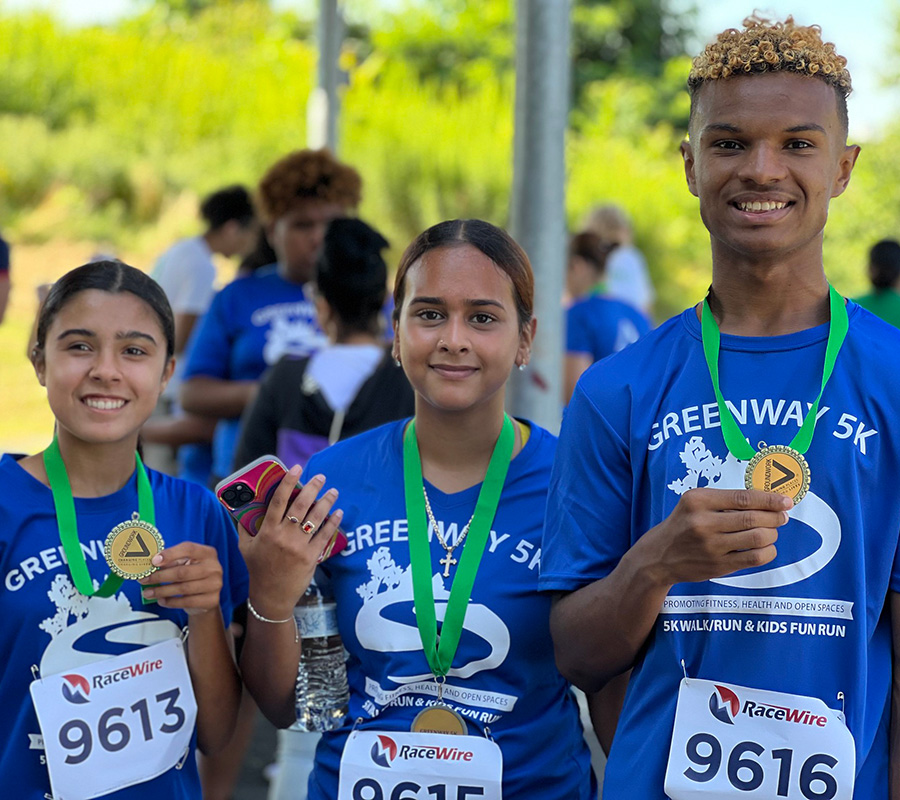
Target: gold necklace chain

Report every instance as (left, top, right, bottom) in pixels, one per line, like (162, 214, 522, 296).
(421, 486, 475, 578)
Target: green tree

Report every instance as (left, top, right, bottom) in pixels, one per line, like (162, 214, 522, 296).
(374, 0, 695, 118)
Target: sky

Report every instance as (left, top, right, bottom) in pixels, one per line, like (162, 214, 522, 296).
(1, 0, 896, 139)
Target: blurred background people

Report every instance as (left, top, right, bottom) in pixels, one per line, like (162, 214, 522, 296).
(854, 238, 900, 328)
(581, 204, 654, 315)
(142, 185, 258, 482)
(236, 217, 412, 470)
(153, 185, 257, 358)
(0, 228, 10, 324)
(179, 148, 361, 485)
(564, 231, 651, 403)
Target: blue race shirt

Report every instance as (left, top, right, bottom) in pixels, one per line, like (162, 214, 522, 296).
(182, 265, 327, 478)
(306, 421, 596, 800)
(565, 294, 651, 362)
(541, 303, 900, 799)
(0, 455, 249, 799)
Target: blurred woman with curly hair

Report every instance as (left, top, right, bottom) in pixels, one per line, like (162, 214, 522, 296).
(180, 149, 362, 484)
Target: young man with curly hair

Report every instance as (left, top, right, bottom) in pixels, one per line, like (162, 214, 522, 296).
(180, 149, 361, 483)
(542, 16, 899, 799)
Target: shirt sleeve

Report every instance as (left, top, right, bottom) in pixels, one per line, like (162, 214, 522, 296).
(171, 257, 216, 316)
(183, 288, 233, 380)
(233, 361, 285, 470)
(540, 378, 635, 592)
(565, 303, 593, 356)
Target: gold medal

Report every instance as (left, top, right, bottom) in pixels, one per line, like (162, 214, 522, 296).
(744, 443, 810, 504)
(411, 704, 468, 735)
(104, 512, 164, 580)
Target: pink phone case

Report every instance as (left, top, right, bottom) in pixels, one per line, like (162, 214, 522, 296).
(214, 456, 347, 562)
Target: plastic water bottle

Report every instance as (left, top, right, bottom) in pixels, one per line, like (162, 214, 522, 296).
(291, 575, 349, 732)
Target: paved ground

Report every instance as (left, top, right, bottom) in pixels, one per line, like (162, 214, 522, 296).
(233, 713, 278, 800)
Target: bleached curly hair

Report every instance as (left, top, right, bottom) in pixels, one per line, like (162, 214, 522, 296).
(688, 15, 852, 132)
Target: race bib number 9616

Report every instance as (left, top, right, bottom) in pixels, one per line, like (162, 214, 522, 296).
(664, 678, 854, 800)
(30, 637, 197, 800)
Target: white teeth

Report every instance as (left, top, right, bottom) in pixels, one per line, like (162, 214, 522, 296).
(85, 398, 125, 410)
(738, 200, 787, 212)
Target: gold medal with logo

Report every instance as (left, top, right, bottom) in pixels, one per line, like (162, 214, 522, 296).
(700, 286, 849, 507)
(411, 704, 468, 735)
(745, 443, 811, 504)
(104, 512, 164, 580)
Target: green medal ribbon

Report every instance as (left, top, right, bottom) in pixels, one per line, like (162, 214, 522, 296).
(403, 414, 514, 678)
(701, 284, 849, 460)
(43, 437, 156, 598)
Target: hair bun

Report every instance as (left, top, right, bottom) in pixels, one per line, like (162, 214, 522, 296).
(316, 218, 390, 327)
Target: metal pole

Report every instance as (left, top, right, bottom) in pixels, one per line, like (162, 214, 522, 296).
(509, 0, 570, 433)
(308, 0, 343, 151)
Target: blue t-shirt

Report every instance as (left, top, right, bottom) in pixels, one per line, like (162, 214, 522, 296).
(0, 455, 249, 799)
(182, 265, 327, 478)
(306, 421, 596, 800)
(565, 293, 650, 362)
(541, 303, 900, 799)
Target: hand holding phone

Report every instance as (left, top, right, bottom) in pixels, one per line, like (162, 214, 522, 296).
(215, 456, 347, 561)
(231, 461, 346, 614)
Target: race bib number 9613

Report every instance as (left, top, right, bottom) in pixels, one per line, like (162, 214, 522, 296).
(664, 678, 854, 800)
(30, 637, 197, 800)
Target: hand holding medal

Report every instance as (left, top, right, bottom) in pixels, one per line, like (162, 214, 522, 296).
(138, 542, 225, 614)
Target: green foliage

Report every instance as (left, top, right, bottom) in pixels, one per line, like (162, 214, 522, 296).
(375, 0, 695, 122)
(0, 2, 895, 321)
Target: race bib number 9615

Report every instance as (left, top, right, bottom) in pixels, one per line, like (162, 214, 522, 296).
(664, 678, 854, 800)
(30, 637, 197, 800)
(338, 730, 502, 800)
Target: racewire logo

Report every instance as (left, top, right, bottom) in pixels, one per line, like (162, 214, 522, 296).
(61, 674, 91, 704)
(708, 685, 740, 725)
(371, 735, 398, 768)
(708, 685, 829, 728)
(369, 735, 476, 768)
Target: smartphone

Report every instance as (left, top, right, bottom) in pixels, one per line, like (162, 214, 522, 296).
(215, 455, 347, 562)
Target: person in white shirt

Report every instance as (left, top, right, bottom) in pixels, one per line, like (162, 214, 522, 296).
(581, 204, 655, 315)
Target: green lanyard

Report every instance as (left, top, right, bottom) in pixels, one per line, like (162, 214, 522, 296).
(700, 285, 849, 460)
(403, 415, 514, 678)
(43, 437, 155, 598)
(589, 280, 608, 297)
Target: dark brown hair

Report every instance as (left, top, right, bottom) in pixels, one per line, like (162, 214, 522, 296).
(35, 260, 175, 360)
(393, 219, 534, 329)
(569, 231, 616, 275)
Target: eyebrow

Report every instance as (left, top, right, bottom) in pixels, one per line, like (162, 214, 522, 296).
(702, 123, 827, 135)
(56, 328, 158, 344)
(408, 296, 506, 310)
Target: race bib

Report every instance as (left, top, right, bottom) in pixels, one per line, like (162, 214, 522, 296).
(30, 637, 197, 800)
(338, 730, 503, 800)
(664, 678, 855, 800)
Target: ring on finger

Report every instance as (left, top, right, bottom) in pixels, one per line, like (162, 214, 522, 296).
(286, 515, 301, 525)
(300, 519, 317, 535)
